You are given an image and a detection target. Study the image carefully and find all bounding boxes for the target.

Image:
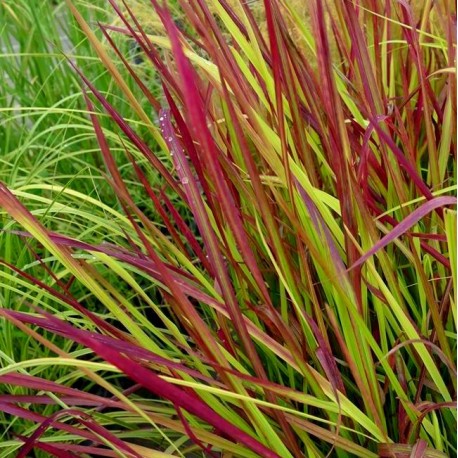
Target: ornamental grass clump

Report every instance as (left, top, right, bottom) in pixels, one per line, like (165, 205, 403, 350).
(0, 0, 456, 456)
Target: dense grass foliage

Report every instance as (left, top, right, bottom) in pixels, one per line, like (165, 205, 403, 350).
(0, 0, 456, 456)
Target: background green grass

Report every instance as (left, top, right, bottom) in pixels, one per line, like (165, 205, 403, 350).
(0, 3, 170, 454)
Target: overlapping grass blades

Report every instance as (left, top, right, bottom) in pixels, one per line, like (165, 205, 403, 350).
(0, 0, 456, 456)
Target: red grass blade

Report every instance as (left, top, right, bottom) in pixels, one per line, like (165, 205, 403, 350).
(350, 196, 456, 271)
